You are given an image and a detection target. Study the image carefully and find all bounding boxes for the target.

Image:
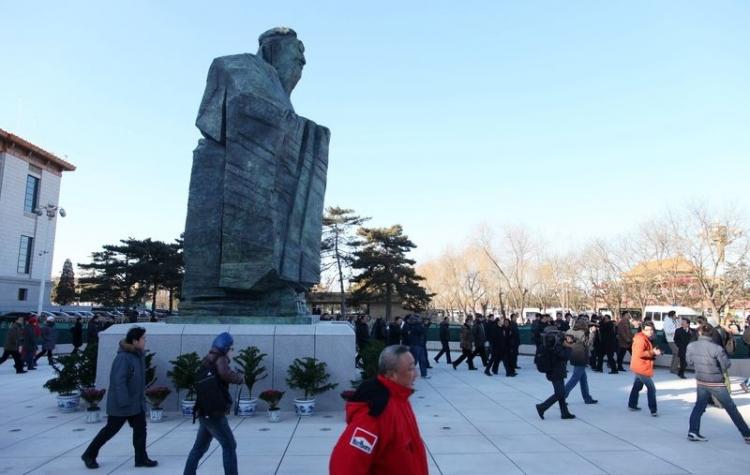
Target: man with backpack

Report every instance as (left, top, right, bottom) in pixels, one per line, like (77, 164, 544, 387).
(81, 327, 157, 469)
(184, 332, 244, 475)
(535, 327, 576, 420)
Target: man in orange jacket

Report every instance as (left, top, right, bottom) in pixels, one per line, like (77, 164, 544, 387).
(628, 322, 662, 416)
(329, 345, 428, 475)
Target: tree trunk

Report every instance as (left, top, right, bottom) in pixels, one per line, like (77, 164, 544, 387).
(385, 285, 392, 322)
(335, 234, 346, 317)
(152, 280, 158, 312)
(168, 288, 174, 313)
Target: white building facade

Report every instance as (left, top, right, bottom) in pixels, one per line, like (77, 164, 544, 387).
(0, 129, 75, 312)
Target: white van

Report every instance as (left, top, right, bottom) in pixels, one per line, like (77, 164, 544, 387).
(643, 305, 704, 330)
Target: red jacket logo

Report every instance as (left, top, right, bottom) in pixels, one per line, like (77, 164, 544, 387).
(350, 427, 378, 454)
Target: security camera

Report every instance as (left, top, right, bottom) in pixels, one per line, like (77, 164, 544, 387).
(59, 208, 67, 217)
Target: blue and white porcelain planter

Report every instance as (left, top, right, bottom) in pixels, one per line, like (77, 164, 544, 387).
(294, 398, 315, 416)
(267, 408, 281, 422)
(237, 398, 258, 417)
(181, 399, 195, 418)
(57, 393, 80, 413)
(85, 408, 101, 423)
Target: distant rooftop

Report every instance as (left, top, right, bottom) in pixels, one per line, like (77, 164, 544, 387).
(0, 128, 76, 172)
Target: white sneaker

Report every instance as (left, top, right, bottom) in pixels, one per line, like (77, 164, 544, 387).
(687, 432, 708, 442)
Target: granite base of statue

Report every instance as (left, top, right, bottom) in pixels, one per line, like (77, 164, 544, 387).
(95, 28, 354, 412)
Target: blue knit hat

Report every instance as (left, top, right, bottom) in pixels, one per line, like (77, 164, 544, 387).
(212, 332, 234, 354)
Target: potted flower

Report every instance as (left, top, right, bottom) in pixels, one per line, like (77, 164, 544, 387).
(259, 389, 284, 422)
(43, 353, 82, 412)
(145, 386, 172, 422)
(80, 388, 106, 423)
(233, 346, 267, 417)
(286, 357, 338, 416)
(167, 352, 201, 417)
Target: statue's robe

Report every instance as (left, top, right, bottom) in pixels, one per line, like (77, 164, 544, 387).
(182, 54, 329, 303)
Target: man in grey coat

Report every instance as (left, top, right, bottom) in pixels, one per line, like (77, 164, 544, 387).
(686, 323, 750, 444)
(81, 327, 158, 469)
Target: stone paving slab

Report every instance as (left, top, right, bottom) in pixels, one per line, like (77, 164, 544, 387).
(0, 352, 748, 474)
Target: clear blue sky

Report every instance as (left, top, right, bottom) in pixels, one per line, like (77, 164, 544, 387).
(2, 1, 748, 276)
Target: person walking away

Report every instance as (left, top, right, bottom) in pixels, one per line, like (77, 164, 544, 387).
(616, 313, 634, 372)
(355, 315, 370, 368)
(598, 315, 618, 374)
(87, 314, 101, 346)
(628, 322, 662, 416)
(509, 314, 521, 370)
(81, 326, 157, 469)
(498, 319, 516, 376)
(329, 345, 428, 475)
(535, 328, 576, 420)
(71, 317, 84, 354)
(564, 326, 598, 405)
(452, 317, 476, 370)
(371, 317, 387, 343)
(0, 315, 26, 373)
(184, 332, 244, 475)
(434, 317, 452, 364)
(405, 316, 429, 379)
(674, 317, 695, 379)
(471, 315, 488, 367)
(742, 317, 750, 393)
(422, 318, 433, 369)
(686, 324, 750, 444)
(387, 317, 402, 346)
(663, 310, 679, 374)
(484, 317, 502, 376)
(531, 314, 544, 348)
(35, 316, 58, 367)
(22, 316, 38, 370)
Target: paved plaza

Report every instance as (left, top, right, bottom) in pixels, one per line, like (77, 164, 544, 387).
(1, 352, 748, 475)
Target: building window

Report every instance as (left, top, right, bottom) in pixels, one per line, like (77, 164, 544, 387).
(17, 235, 33, 274)
(18, 288, 28, 301)
(24, 175, 40, 213)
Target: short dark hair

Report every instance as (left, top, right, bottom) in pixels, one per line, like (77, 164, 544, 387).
(681, 317, 691, 325)
(642, 322, 655, 330)
(668, 310, 676, 317)
(125, 326, 146, 344)
(698, 323, 713, 335)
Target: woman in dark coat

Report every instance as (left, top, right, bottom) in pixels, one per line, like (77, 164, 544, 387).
(597, 316, 618, 373)
(71, 317, 84, 354)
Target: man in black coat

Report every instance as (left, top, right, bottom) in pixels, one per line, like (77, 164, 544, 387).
(471, 315, 488, 367)
(535, 329, 575, 420)
(71, 317, 84, 354)
(597, 315, 618, 374)
(387, 317, 402, 346)
(674, 317, 695, 379)
(87, 314, 101, 346)
(433, 317, 452, 364)
(509, 314, 521, 370)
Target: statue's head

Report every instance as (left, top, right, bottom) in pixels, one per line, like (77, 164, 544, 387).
(258, 27, 306, 95)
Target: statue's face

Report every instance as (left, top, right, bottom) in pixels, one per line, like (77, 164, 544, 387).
(273, 39, 306, 94)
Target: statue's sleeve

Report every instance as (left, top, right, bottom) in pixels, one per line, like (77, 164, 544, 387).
(195, 58, 227, 143)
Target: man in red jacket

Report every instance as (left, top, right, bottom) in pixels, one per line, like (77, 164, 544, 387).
(329, 345, 428, 475)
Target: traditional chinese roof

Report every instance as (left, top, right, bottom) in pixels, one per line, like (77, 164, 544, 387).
(0, 128, 76, 172)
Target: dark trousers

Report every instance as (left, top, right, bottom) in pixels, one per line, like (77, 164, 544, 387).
(0, 350, 24, 372)
(410, 345, 428, 377)
(595, 351, 616, 372)
(35, 349, 54, 365)
(689, 385, 750, 437)
(453, 348, 476, 369)
(487, 352, 512, 375)
(510, 348, 520, 369)
(434, 341, 452, 364)
(539, 377, 571, 416)
(616, 347, 630, 370)
(184, 415, 238, 475)
(628, 374, 657, 414)
(472, 345, 488, 367)
(677, 351, 688, 376)
(83, 411, 148, 462)
(23, 347, 36, 369)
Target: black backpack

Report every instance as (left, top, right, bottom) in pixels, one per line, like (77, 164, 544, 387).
(193, 362, 231, 419)
(534, 331, 562, 373)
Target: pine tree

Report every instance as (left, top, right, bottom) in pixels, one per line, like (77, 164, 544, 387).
(321, 207, 369, 316)
(54, 259, 77, 305)
(350, 225, 433, 320)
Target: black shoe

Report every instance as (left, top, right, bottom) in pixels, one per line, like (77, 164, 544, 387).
(434, 357, 439, 363)
(678, 374, 686, 379)
(561, 413, 576, 420)
(592, 369, 603, 373)
(585, 399, 598, 404)
(617, 367, 626, 372)
(609, 371, 619, 374)
(452, 363, 457, 370)
(16, 370, 27, 374)
(468, 367, 478, 371)
(628, 406, 641, 411)
(484, 370, 492, 376)
(134, 458, 158, 468)
(81, 454, 99, 469)
(535, 404, 545, 420)
(28, 367, 37, 370)
(507, 373, 517, 377)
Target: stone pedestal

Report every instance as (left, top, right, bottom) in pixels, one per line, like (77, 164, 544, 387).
(95, 322, 356, 413)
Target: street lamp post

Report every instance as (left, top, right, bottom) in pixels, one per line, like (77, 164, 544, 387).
(34, 204, 66, 316)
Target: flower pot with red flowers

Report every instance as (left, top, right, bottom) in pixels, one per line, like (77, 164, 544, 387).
(145, 386, 172, 422)
(259, 389, 284, 422)
(81, 388, 106, 423)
